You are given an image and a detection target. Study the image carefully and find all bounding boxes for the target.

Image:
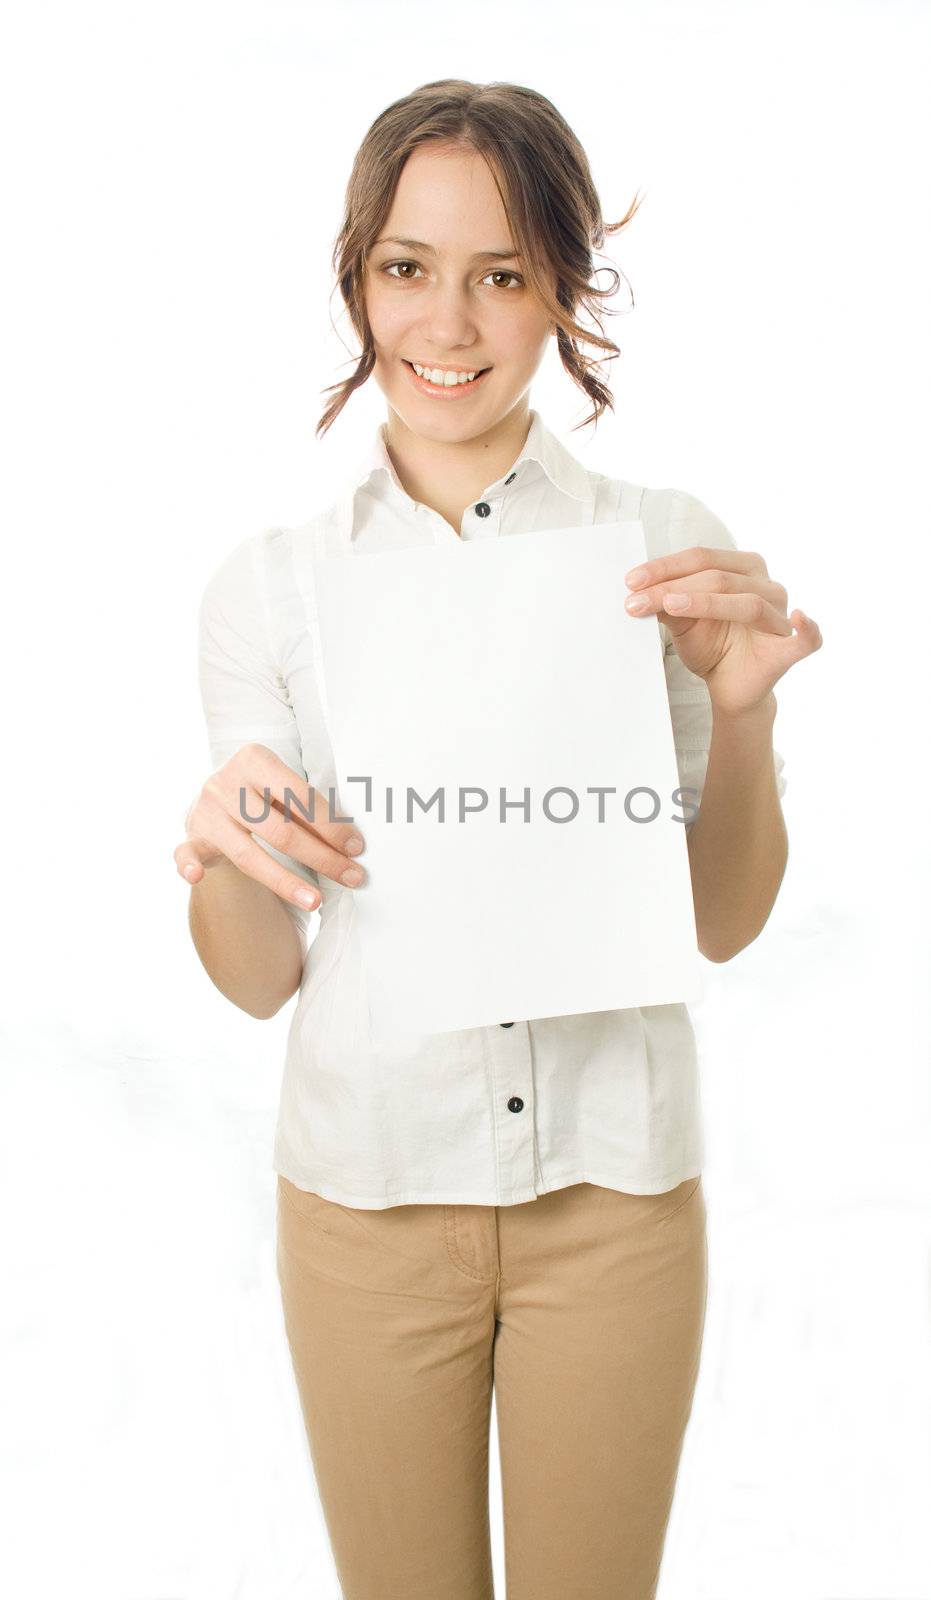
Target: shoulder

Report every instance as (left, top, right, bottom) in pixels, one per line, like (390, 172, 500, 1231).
(197, 526, 288, 649)
(199, 501, 337, 627)
(611, 479, 737, 559)
(658, 486, 737, 555)
(200, 525, 268, 602)
(199, 516, 319, 599)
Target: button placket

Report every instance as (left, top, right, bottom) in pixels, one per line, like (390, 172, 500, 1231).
(463, 495, 504, 541)
(462, 466, 519, 540)
(488, 1020, 538, 1197)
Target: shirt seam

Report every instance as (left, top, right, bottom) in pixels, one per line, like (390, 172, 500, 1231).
(272, 1163, 704, 1207)
(255, 525, 285, 684)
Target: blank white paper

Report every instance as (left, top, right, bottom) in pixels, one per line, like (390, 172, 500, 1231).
(312, 522, 702, 1042)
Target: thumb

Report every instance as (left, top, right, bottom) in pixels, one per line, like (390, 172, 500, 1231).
(173, 836, 222, 885)
(787, 609, 823, 662)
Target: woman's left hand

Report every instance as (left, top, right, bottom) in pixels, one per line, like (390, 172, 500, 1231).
(624, 545, 823, 717)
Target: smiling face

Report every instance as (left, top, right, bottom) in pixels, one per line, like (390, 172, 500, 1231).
(364, 142, 556, 445)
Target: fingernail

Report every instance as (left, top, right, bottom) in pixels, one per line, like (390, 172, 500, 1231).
(341, 865, 364, 886)
(626, 566, 649, 587)
(345, 834, 365, 855)
(183, 864, 198, 881)
(625, 594, 650, 613)
(295, 889, 318, 908)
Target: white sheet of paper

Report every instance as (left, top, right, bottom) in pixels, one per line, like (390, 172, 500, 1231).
(312, 523, 702, 1042)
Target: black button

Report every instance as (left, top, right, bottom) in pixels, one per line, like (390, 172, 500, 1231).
(474, 501, 491, 517)
(507, 1096, 524, 1113)
(504, 472, 516, 484)
(500, 1021, 514, 1028)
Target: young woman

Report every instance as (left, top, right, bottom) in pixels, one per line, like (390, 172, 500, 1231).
(176, 79, 821, 1600)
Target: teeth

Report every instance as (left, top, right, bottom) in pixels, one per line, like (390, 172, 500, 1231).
(411, 363, 481, 385)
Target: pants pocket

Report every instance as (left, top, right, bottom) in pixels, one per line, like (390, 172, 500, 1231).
(657, 1174, 703, 1225)
(277, 1173, 340, 1234)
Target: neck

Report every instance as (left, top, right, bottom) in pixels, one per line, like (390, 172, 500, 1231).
(382, 401, 533, 530)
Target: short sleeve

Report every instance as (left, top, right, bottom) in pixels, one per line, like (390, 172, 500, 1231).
(662, 490, 787, 810)
(197, 529, 318, 936)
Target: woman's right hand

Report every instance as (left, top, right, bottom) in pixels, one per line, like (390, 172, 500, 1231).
(173, 744, 366, 912)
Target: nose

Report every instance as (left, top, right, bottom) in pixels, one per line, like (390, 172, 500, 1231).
(415, 279, 481, 356)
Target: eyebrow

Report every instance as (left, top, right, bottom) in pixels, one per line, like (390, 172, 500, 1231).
(372, 235, 521, 261)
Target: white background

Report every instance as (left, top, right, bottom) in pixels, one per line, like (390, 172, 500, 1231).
(1, 2, 928, 1596)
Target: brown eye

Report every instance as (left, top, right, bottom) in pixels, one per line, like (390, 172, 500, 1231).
(383, 261, 422, 280)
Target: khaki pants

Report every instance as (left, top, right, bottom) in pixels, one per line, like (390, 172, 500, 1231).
(276, 1171, 707, 1600)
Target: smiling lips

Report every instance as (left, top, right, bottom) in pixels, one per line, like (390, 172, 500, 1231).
(403, 359, 492, 398)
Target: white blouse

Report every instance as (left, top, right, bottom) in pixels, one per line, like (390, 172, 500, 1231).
(197, 408, 787, 1209)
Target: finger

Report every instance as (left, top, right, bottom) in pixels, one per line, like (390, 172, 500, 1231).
(625, 570, 786, 617)
(206, 749, 366, 883)
(174, 839, 209, 884)
(788, 608, 824, 656)
(191, 806, 322, 909)
(239, 781, 367, 888)
(625, 544, 770, 590)
(654, 589, 795, 635)
(240, 745, 366, 858)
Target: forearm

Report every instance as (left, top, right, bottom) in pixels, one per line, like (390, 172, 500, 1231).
(187, 857, 305, 1018)
(685, 691, 788, 963)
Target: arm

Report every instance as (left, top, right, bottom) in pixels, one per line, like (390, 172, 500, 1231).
(635, 486, 806, 964)
(187, 530, 319, 1017)
(188, 856, 306, 1019)
(685, 690, 788, 963)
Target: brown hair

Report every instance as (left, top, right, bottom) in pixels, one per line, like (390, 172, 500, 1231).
(317, 79, 642, 438)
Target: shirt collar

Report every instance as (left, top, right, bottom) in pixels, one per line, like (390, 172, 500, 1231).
(349, 407, 596, 512)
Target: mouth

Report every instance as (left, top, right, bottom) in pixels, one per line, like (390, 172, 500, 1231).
(402, 359, 493, 398)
